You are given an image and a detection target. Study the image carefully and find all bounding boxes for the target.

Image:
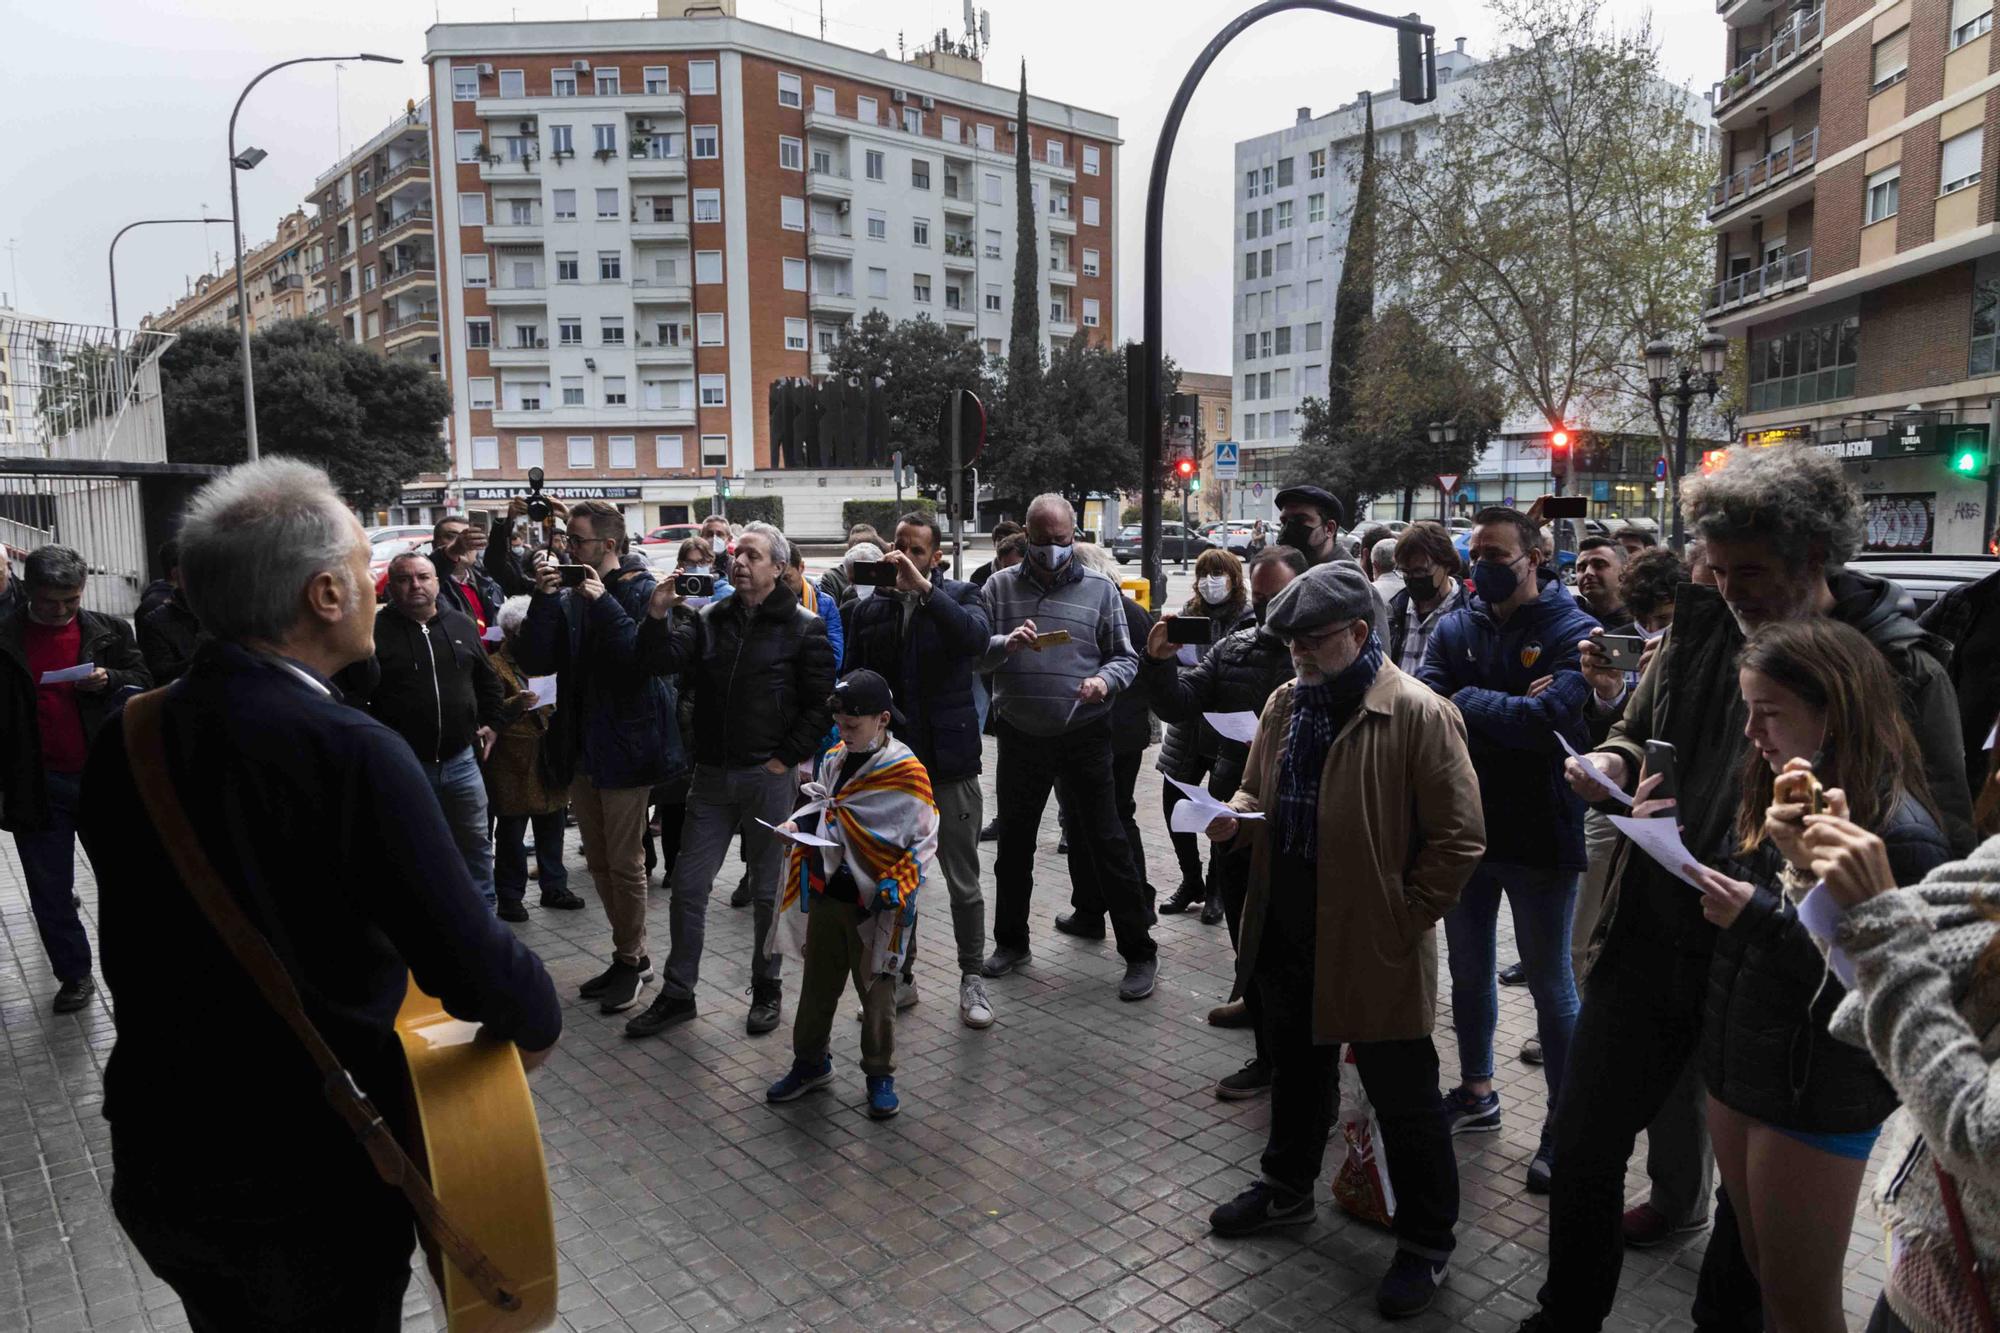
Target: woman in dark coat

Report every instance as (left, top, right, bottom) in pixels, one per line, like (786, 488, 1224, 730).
(486, 596, 586, 921)
(1155, 548, 1249, 921)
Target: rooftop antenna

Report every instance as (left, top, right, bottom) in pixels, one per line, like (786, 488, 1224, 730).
(820, 0, 826, 40)
(334, 63, 346, 163)
(980, 9, 991, 55)
(5, 238, 19, 310)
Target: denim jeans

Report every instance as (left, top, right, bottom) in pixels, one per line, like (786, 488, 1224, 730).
(659, 764, 794, 1000)
(1443, 861, 1580, 1104)
(418, 746, 496, 908)
(14, 770, 91, 983)
(493, 810, 568, 906)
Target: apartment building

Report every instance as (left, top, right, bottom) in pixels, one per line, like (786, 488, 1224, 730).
(1707, 0, 1999, 553)
(145, 211, 313, 335)
(1177, 370, 1234, 522)
(306, 101, 439, 371)
(424, 6, 1118, 534)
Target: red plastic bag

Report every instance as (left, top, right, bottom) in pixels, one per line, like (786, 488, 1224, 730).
(1331, 1048, 1397, 1228)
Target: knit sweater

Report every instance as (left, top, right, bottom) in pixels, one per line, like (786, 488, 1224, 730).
(1831, 834, 2000, 1328)
(977, 559, 1139, 737)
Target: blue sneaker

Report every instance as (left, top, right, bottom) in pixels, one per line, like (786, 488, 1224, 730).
(1445, 1085, 1501, 1134)
(866, 1074, 900, 1119)
(767, 1056, 834, 1103)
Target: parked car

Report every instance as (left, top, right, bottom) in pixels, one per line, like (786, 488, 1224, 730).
(639, 523, 704, 546)
(1199, 521, 1257, 554)
(365, 524, 431, 546)
(369, 534, 432, 600)
(1109, 522, 1215, 564)
(1847, 553, 2000, 615)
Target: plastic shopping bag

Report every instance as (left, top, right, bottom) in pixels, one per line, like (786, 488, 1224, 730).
(1331, 1047, 1397, 1228)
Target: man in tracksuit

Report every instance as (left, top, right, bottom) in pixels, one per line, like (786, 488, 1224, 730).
(336, 551, 505, 909)
(1419, 506, 1599, 1196)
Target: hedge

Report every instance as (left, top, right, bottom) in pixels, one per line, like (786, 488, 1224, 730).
(693, 495, 785, 528)
(841, 497, 937, 538)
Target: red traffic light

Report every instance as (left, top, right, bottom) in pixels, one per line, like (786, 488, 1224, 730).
(1549, 428, 1571, 453)
(1175, 458, 1195, 478)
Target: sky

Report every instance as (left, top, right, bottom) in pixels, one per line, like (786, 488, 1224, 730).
(0, 0, 1724, 375)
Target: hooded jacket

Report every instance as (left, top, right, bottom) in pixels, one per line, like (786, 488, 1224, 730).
(1152, 603, 1256, 783)
(335, 605, 503, 765)
(1418, 576, 1601, 871)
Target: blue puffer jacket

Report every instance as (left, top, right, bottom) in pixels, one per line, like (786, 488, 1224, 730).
(516, 554, 686, 791)
(1418, 577, 1600, 871)
(839, 578, 991, 783)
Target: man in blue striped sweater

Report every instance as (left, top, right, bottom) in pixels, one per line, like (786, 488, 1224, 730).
(977, 494, 1159, 1001)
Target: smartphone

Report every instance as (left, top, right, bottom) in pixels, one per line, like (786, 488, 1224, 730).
(557, 564, 595, 588)
(1599, 633, 1647, 673)
(1541, 495, 1588, 519)
(468, 511, 492, 534)
(674, 572, 715, 597)
(1642, 740, 1680, 813)
(1167, 616, 1214, 646)
(848, 560, 901, 589)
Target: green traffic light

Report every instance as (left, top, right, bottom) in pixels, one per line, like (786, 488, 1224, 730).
(1953, 449, 1986, 476)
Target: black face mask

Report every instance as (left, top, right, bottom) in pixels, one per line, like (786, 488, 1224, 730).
(1278, 518, 1318, 555)
(1252, 596, 1272, 623)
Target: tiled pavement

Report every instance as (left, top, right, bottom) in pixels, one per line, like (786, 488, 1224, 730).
(0, 743, 1893, 1332)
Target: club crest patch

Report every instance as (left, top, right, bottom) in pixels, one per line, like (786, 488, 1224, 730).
(1520, 641, 1544, 669)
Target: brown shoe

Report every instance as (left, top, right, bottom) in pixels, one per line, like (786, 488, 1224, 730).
(1622, 1203, 1708, 1248)
(1207, 998, 1251, 1028)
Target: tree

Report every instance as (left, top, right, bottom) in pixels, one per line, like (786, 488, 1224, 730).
(1324, 92, 1380, 443)
(826, 309, 993, 480)
(1378, 0, 1713, 447)
(986, 342, 1180, 510)
(161, 320, 451, 508)
(1007, 61, 1043, 405)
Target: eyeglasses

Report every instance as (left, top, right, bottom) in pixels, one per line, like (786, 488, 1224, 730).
(1283, 619, 1357, 651)
(1395, 565, 1439, 581)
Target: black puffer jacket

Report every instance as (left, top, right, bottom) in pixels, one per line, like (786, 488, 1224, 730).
(1109, 596, 1157, 758)
(1701, 792, 1950, 1131)
(1142, 619, 1295, 800)
(1153, 603, 1254, 783)
(138, 592, 203, 686)
(839, 577, 991, 783)
(637, 580, 836, 769)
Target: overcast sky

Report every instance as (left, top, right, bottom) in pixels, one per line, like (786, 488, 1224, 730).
(1, 0, 1722, 373)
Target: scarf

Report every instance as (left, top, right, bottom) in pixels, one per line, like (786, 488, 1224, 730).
(1276, 632, 1384, 858)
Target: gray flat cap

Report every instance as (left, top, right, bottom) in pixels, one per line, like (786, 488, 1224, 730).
(1264, 559, 1376, 638)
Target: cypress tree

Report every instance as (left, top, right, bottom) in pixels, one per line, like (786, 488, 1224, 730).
(1007, 59, 1043, 402)
(1323, 91, 1378, 443)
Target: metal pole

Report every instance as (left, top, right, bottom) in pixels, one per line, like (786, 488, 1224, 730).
(1671, 379, 1692, 550)
(950, 388, 964, 578)
(893, 448, 904, 511)
(109, 218, 232, 345)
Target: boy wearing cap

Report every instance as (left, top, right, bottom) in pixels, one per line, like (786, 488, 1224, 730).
(764, 670, 939, 1119)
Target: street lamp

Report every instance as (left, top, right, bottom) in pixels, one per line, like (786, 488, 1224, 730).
(108, 216, 234, 341)
(1426, 420, 1459, 520)
(1646, 332, 1729, 549)
(229, 53, 401, 460)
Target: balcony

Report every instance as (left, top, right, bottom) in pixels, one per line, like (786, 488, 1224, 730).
(809, 286, 857, 319)
(943, 237, 977, 271)
(383, 309, 440, 348)
(942, 304, 976, 328)
(1710, 127, 1819, 219)
(630, 214, 690, 244)
(477, 90, 684, 121)
(379, 153, 431, 193)
(1705, 247, 1813, 317)
(380, 264, 436, 299)
(1048, 317, 1078, 339)
(806, 226, 854, 260)
(1046, 210, 1077, 236)
(479, 152, 541, 183)
(1047, 265, 1077, 287)
(487, 341, 551, 367)
(631, 279, 692, 305)
(807, 168, 854, 203)
(803, 109, 849, 138)
(485, 283, 546, 307)
(629, 145, 688, 182)
(483, 219, 544, 245)
(268, 272, 305, 293)
(1711, 7, 1824, 123)
(942, 189, 977, 218)
(636, 341, 694, 367)
(377, 206, 434, 246)
(810, 350, 834, 377)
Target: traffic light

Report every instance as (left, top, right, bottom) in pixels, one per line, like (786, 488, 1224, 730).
(1548, 427, 1572, 479)
(720, 476, 733, 499)
(1189, 477, 1202, 493)
(1951, 443, 1988, 477)
(1701, 448, 1730, 475)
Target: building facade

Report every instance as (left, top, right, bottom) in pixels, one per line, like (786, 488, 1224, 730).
(1177, 370, 1234, 524)
(423, 9, 1119, 535)
(1707, 0, 1998, 553)
(145, 211, 313, 335)
(307, 101, 439, 371)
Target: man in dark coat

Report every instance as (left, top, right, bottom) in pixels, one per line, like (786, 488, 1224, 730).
(138, 559, 204, 688)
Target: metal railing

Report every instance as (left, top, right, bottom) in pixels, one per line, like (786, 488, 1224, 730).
(1712, 7, 1825, 110)
(380, 152, 432, 190)
(377, 205, 434, 242)
(944, 235, 975, 257)
(1711, 127, 1819, 214)
(384, 306, 440, 332)
(1706, 246, 1813, 314)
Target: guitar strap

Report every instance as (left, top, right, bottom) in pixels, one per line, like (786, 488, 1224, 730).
(120, 689, 523, 1316)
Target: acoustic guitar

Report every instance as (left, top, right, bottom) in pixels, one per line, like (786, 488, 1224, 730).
(395, 980, 559, 1332)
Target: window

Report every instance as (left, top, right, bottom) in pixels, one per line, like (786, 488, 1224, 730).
(507, 197, 536, 226)
(912, 159, 931, 190)
(516, 436, 544, 469)
(568, 436, 594, 467)
(653, 434, 683, 468)
(1399, 130, 1417, 159)
(778, 136, 803, 171)
(903, 107, 922, 135)
(1082, 247, 1100, 278)
(462, 254, 490, 287)
(1304, 322, 1323, 352)
(558, 317, 582, 345)
(1245, 169, 1259, 199)
(697, 312, 724, 346)
(469, 436, 499, 470)
(1942, 127, 1984, 195)
(452, 67, 479, 100)
(1079, 145, 1101, 179)
(1307, 193, 1325, 224)
(1748, 312, 1858, 409)
(784, 317, 808, 351)
(1259, 208, 1273, 237)
(598, 251, 622, 280)
(1275, 241, 1293, 272)
(469, 378, 495, 410)
(1953, 0, 1993, 48)
(1309, 148, 1327, 180)
(591, 122, 620, 155)
(595, 188, 619, 219)
(700, 435, 729, 467)
(1244, 252, 1258, 281)
(912, 217, 930, 247)
(1306, 235, 1325, 266)
(693, 189, 721, 223)
(1242, 413, 1259, 440)
(863, 209, 888, 241)
(1305, 278, 1324, 307)
(1259, 330, 1272, 357)
(942, 115, 961, 143)
(466, 318, 492, 348)
(1872, 27, 1910, 91)
(984, 283, 1002, 312)
(913, 275, 931, 303)
(607, 435, 636, 469)
(1079, 196, 1100, 228)
(814, 85, 836, 113)
(778, 72, 803, 107)
(1274, 410, 1292, 435)
(1275, 326, 1292, 355)
(1259, 290, 1274, 319)
(593, 67, 620, 95)
(601, 317, 625, 345)
(459, 194, 487, 226)
(1277, 158, 1294, 187)
(984, 228, 1002, 259)
(1258, 372, 1271, 398)
(782, 257, 806, 290)
(1046, 139, 1065, 168)
(1243, 332, 1257, 360)
(982, 172, 1002, 204)
(1261, 249, 1274, 278)
(975, 122, 995, 151)
(688, 60, 717, 95)
(866, 150, 886, 181)
(552, 188, 576, 220)
(456, 129, 484, 163)
(866, 266, 889, 299)
(603, 377, 628, 406)
(562, 377, 585, 405)
(699, 375, 726, 407)
(856, 95, 878, 125)
(645, 65, 671, 94)
(555, 254, 579, 283)
(512, 323, 542, 349)
(1866, 166, 1901, 223)
(1274, 368, 1292, 396)
(1081, 297, 1100, 328)
(692, 125, 718, 159)
(781, 195, 805, 231)
(552, 72, 576, 97)
(811, 147, 833, 174)
(1261, 165, 1274, 195)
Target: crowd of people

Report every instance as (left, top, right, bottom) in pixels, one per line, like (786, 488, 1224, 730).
(2, 446, 1998, 1331)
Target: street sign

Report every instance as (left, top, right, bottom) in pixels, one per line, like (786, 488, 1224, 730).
(1252, 482, 1265, 498)
(1654, 456, 1668, 480)
(1436, 473, 1459, 493)
(1213, 441, 1240, 480)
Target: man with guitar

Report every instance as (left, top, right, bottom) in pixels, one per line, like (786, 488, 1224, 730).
(79, 458, 561, 1331)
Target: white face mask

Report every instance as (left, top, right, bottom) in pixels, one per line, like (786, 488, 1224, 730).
(1030, 541, 1072, 569)
(1638, 622, 1666, 642)
(1198, 575, 1231, 605)
(854, 585, 875, 600)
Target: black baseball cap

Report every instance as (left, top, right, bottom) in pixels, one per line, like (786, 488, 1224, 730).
(1273, 485, 1345, 529)
(829, 669, 907, 728)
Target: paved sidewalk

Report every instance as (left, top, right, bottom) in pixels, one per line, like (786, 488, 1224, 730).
(0, 741, 1889, 1332)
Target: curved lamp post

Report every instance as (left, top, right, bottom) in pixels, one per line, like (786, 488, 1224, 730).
(1645, 332, 1730, 548)
(108, 217, 235, 344)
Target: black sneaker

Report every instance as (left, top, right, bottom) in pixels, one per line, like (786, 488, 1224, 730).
(1526, 1131, 1554, 1194)
(729, 875, 754, 909)
(626, 992, 697, 1038)
(596, 960, 650, 1013)
(51, 975, 95, 1014)
(1215, 1058, 1272, 1101)
(1054, 911, 1105, 940)
(579, 955, 652, 999)
(1520, 1036, 1544, 1066)
(979, 819, 1001, 842)
(1159, 882, 1204, 915)
(980, 945, 1031, 977)
(539, 888, 586, 910)
(1498, 960, 1528, 986)
(1118, 957, 1157, 1002)
(1209, 1181, 1314, 1237)
(1376, 1250, 1448, 1319)
(496, 901, 530, 923)
(1199, 896, 1225, 925)
(746, 982, 782, 1035)
(1056, 837, 1070, 854)
(1444, 1085, 1501, 1134)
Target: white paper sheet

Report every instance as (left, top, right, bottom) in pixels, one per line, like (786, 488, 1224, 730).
(1556, 731, 1633, 807)
(526, 675, 558, 711)
(1607, 814, 1704, 889)
(1987, 719, 1997, 752)
(1203, 710, 1261, 744)
(1796, 881, 1859, 987)
(1164, 776, 1265, 835)
(38, 662, 95, 685)
(481, 624, 505, 643)
(756, 817, 838, 848)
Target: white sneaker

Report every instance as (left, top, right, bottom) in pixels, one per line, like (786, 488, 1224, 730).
(959, 974, 994, 1029)
(896, 978, 919, 1011)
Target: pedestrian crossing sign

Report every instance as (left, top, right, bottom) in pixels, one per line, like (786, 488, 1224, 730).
(1213, 441, 1240, 481)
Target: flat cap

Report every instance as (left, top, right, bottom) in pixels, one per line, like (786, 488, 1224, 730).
(1273, 484, 1346, 528)
(1263, 559, 1376, 639)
